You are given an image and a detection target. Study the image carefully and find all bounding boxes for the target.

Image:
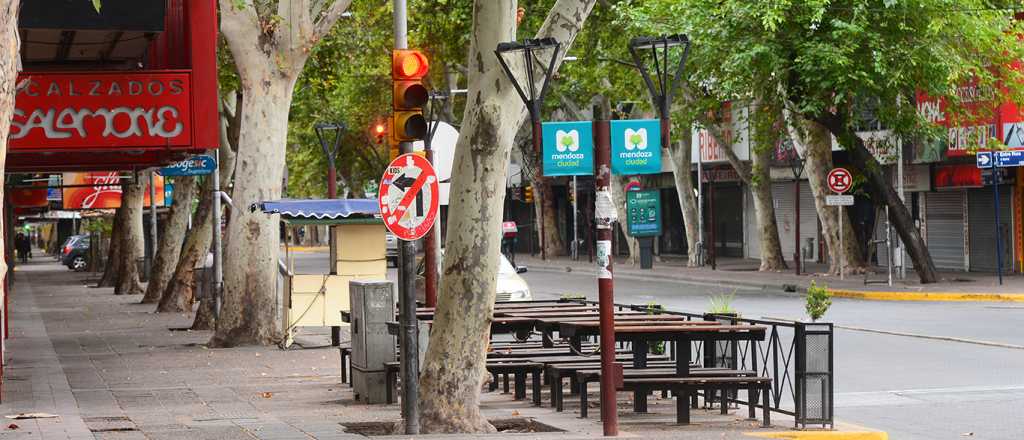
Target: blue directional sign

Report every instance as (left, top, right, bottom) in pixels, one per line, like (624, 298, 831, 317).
(976, 151, 993, 168)
(160, 154, 217, 176)
(611, 119, 662, 175)
(995, 150, 1024, 168)
(542, 121, 594, 176)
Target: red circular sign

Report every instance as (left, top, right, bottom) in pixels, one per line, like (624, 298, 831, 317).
(827, 168, 852, 194)
(379, 153, 440, 241)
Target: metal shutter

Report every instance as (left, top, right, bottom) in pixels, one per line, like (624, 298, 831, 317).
(925, 191, 965, 271)
(772, 182, 818, 262)
(967, 187, 1014, 272)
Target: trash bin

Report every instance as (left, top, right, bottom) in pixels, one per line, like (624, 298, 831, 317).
(349, 280, 396, 404)
(639, 237, 654, 269)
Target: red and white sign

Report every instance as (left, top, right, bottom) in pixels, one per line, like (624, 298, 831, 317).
(379, 154, 439, 241)
(62, 172, 165, 210)
(827, 168, 852, 194)
(11, 71, 193, 151)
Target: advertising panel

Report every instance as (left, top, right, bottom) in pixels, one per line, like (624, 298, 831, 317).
(62, 172, 166, 209)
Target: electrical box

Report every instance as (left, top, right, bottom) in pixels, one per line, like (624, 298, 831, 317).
(349, 280, 396, 404)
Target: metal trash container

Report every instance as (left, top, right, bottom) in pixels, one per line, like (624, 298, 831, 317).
(349, 280, 396, 404)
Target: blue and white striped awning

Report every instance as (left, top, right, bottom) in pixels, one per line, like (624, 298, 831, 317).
(254, 198, 380, 220)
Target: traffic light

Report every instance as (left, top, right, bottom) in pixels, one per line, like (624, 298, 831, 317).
(392, 49, 429, 141)
(524, 185, 534, 203)
(373, 122, 387, 143)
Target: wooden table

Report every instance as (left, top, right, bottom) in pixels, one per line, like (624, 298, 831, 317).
(559, 322, 766, 413)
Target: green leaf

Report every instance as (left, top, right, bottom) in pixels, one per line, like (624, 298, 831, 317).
(91, 0, 101, 13)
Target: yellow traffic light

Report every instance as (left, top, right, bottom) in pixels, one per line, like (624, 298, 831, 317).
(392, 50, 429, 141)
(524, 186, 534, 203)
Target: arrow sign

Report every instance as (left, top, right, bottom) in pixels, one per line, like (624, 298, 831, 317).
(977, 151, 993, 168)
(378, 153, 439, 241)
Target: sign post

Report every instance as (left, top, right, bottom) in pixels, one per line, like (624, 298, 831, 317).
(593, 119, 620, 436)
(626, 189, 662, 269)
(827, 168, 853, 280)
(978, 150, 1024, 285)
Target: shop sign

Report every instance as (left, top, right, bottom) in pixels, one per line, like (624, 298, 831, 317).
(12, 72, 193, 151)
(626, 189, 661, 237)
(934, 164, 982, 189)
(611, 119, 662, 175)
(702, 167, 742, 183)
(893, 164, 931, 192)
(62, 172, 166, 209)
(541, 121, 593, 176)
(692, 104, 750, 164)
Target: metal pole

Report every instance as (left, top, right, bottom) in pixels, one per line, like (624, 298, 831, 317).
(212, 149, 224, 318)
(886, 205, 893, 287)
(534, 119, 546, 260)
(327, 150, 341, 347)
(424, 147, 439, 307)
(594, 119, 619, 436)
(994, 168, 1004, 285)
(394, 1, 418, 433)
(697, 148, 704, 266)
(572, 176, 578, 261)
(897, 141, 906, 280)
(839, 205, 844, 281)
(794, 176, 801, 275)
(148, 171, 158, 278)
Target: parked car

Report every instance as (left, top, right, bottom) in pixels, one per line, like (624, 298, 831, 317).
(61, 235, 90, 271)
(417, 250, 531, 302)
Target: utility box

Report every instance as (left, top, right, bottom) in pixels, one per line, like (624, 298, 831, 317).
(350, 280, 396, 404)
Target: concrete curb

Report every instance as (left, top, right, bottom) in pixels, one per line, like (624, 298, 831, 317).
(745, 432, 888, 440)
(828, 289, 1024, 303)
(527, 264, 785, 292)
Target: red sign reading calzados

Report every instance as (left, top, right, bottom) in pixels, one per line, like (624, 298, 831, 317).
(11, 72, 193, 150)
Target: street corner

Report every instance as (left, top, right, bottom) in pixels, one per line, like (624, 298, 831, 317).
(744, 431, 888, 440)
(827, 288, 1024, 303)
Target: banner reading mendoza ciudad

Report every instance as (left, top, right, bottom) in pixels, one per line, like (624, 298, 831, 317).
(542, 121, 594, 176)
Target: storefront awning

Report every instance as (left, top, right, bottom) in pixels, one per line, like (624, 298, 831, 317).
(255, 199, 382, 224)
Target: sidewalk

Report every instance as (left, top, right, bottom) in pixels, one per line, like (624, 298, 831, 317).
(517, 253, 1024, 301)
(0, 259, 873, 439)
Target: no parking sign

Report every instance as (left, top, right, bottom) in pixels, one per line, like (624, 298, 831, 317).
(378, 154, 439, 241)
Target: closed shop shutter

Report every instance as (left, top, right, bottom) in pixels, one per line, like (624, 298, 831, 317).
(873, 208, 891, 267)
(967, 186, 1014, 272)
(772, 182, 818, 262)
(925, 191, 965, 271)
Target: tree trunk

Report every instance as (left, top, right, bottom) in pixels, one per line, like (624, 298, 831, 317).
(815, 111, 938, 283)
(609, 173, 638, 265)
(787, 116, 865, 274)
(0, 0, 17, 285)
(750, 137, 788, 271)
(143, 176, 198, 304)
(534, 176, 564, 258)
(211, 83, 292, 346)
(668, 139, 703, 267)
(115, 179, 145, 296)
(98, 207, 123, 287)
(418, 0, 595, 432)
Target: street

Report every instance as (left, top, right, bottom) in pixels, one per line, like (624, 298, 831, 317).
(292, 249, 1024, 439)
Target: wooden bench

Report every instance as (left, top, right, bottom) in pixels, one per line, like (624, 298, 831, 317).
(580, 376, 772, 426)
(572, 367, 757, 414)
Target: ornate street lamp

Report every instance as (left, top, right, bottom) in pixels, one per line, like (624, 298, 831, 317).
(314, 122, 345, 199)
(782, 138, 806, 275)
(495, 37, 561, 260)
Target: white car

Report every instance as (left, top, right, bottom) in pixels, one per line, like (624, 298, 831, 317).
(417, 251, 532, 302)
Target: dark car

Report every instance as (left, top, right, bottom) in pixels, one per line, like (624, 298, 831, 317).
(61, 235, 90, 271)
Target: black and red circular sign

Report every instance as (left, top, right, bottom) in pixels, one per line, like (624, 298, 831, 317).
(379, 153, 439, 241)
(827, 168, 852, 194)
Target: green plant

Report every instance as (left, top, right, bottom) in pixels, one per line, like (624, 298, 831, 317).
(644, 302, 665, 355)
(805, 281, 832, 322)
(707, 291, 737, 315)
(559, 293, 586, 302)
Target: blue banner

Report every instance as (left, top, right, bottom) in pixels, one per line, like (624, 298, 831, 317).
(160, 154, 217, 176)
(542, 121, 594, 176)
(611, 119, 661, 175)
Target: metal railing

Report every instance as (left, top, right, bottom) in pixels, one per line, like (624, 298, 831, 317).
(566, 299, 834, 428)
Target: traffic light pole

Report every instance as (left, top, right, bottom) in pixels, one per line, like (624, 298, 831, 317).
(393, 0, 419, 435)
(594, 120, 620, 437)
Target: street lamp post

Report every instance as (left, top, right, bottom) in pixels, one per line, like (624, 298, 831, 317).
(314, 121, 345, 347)
(495, 38, 561, 261)
(421, 92, 449, 308)
(628, 34, 690, 268)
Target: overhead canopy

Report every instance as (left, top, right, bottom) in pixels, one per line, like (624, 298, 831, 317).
(255, 199, 382, 225)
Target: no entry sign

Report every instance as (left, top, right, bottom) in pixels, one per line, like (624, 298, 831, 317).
(379, 153, 439, 241)
(827, 168, 852, 194)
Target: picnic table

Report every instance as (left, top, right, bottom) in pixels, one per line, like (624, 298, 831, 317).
(559, 321, 767, 414)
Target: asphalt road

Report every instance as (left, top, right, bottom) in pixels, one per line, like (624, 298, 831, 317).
(290, 250, 1024, 439)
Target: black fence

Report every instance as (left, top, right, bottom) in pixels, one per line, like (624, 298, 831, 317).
(570, 300, 834, 429)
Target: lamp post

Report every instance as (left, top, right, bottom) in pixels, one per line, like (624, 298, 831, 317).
(421, 92, 449, 308)
(314, 121, 345, 347)
(495, 38, 561, 260)
(628, 34, 690, 268)
(784, 139, 805, 275)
